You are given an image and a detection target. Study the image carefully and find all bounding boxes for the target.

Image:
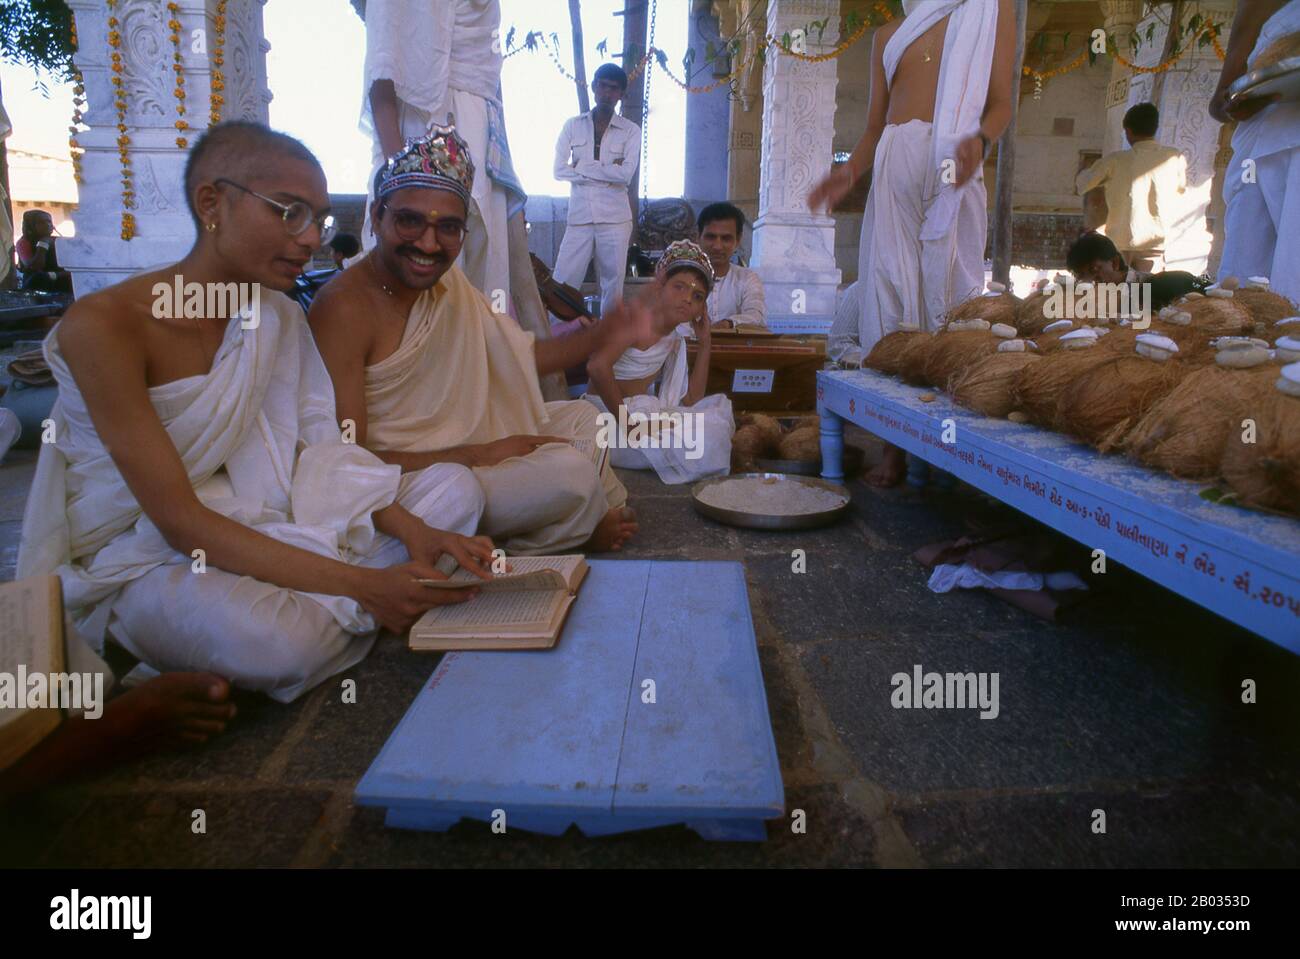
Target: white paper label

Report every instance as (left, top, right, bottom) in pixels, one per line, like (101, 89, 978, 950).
(732, 369, 776, 393)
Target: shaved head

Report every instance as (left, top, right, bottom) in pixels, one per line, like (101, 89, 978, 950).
(183, 121, 321, 225)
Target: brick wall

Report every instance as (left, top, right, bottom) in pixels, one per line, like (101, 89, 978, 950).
(984, 212, 1086, 270)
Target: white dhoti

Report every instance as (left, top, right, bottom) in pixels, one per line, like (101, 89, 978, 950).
(856, 0, 996, 354)
(107, 464, 482, 703)
(552, 220, 633, 316)
(473, 399, 624, 554)
(17, 292, 485, 703)
(584, 332, 734, 485)
(1218, 3, 1300, 303)
(364, 266, 627, 555)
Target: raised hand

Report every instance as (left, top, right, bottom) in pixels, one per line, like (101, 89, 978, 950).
(807, 165, 855, 214)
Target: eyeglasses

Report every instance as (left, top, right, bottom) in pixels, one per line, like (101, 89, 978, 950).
(381, 205, 468, 245)
(215, 178, 337, 242)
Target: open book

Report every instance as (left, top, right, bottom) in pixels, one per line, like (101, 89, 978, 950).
(568, 436, 610, 476)
(410, 555, 589, 651)
(0, 576, 65, 772)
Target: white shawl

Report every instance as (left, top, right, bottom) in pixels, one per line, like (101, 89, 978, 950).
(18, 292, 401, 646)
(364, 265, 547, 452)
(886, 0, 999, 244)
(612, 332, 690, 406)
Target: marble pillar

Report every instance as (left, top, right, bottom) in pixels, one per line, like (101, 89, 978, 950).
(62, 0, 271, 296)
(684, 0, 731, 204)
(749, 0, 841, 334)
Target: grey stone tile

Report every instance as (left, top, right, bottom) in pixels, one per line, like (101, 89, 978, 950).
(34, 788, 332, 868)
(897, 779, 1300, 868)
(0, 451, 37, 522)
(798, 623, 1300, 797)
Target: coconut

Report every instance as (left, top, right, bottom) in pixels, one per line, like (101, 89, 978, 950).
(1011, 347, 1117, 427)
(897, 333, 940, 385)
(730, 425, 768, 471)
(777, 425, 822, 461)
(921, 330, 1001, 390)
(1055, 354, 1187, 450)
(945, 291, 1019, 327)
(1124, 365, 1278, 479)
(1184, 296, 1255, 335)
(1233, 288, 1299, 327)
(786, 415, 821, 432)
(1014, 288, 1057, 335)
(1220, 380, 1300, 515)
(864, 330, 930, 377)
(737, 412, 782, 452)
(950, 352, 1042, 418)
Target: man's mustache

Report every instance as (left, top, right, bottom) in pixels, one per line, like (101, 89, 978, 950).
(396, 245, 448, 263)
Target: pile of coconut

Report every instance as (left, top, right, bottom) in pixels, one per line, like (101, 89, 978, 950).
(731, 413, 822, 471)
(857, 274, 1300, 516)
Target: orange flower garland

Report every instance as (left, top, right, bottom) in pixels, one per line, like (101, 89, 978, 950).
(68, 14, 86, 184)
(168, 3, 189, 148)
(209, 0, 227, 125)
(106, 0, 134, 240)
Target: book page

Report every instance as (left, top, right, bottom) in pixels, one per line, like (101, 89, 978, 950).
(569, 437, 610, 474)
(0, 579, 55, 677)
(415, 587, 562, 632)
(424, 555, 583, 591)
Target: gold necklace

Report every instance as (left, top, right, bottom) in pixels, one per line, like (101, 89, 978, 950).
(368, 254, 396, 297)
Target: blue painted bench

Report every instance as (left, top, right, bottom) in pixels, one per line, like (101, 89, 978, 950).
(816, 368, 1300, 650)
(355, 560, 785, 841)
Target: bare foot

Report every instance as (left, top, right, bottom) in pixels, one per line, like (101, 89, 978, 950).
(865, 445, 907, 488)
(0, 672, 235, 800)
(585, 506, 638, 552)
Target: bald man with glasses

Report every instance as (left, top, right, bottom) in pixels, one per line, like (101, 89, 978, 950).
(18, 121, 495, 705)
(310, 126, 646, 555)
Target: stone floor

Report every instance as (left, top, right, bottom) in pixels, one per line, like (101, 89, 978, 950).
(2, 434, 1298, 868)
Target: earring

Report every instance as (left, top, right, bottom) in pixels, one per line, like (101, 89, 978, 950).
(206, 222, 217, 233)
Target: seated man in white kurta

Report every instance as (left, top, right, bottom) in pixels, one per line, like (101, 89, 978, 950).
(585, 240, 734, 484)
(696, 202, 766, 330)
(17, 122, 493, 705)
(309, 127, 642, 555)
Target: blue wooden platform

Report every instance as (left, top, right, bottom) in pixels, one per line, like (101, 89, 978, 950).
(817, 369, 1300, 650)
(355, 560, 785, 841)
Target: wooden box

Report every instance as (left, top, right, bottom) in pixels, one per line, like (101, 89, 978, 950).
(687, 332, 827, 413)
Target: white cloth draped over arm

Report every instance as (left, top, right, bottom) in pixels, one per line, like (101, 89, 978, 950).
(612, 333, 689, 406)
(288, 319, 401, 557)
(360, 0, 455, 139)
(885, 0, 998, 244)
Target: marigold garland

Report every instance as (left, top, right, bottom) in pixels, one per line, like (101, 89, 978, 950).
(106, 0, 134, 240)
(209, 0, 227, 125)
(167, 3, 189, 148)
(68, 14, 86, 184)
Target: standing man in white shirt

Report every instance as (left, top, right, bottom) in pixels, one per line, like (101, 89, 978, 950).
(696, 202, 766, 329)
(1075, 103, 1187, 273)
(553, 64, 641, 317)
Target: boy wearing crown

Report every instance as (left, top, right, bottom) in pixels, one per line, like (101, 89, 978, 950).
(583, 240, 734, 484)
(310, 127, 645, 554)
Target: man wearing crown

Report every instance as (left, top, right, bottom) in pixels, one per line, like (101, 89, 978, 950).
(358, 0, 565, 400)
(309, 127, 642, 554)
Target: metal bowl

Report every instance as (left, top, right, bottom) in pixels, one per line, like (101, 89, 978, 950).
(690, 472, 852, 530)
(752, 445, 864, 478)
